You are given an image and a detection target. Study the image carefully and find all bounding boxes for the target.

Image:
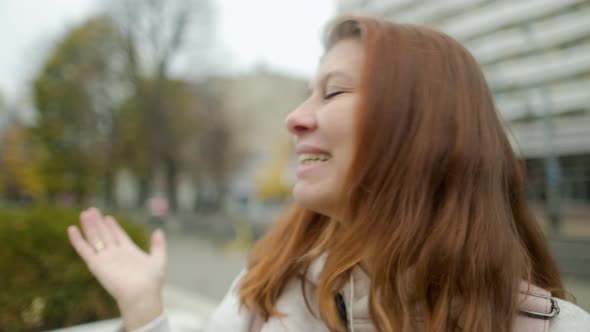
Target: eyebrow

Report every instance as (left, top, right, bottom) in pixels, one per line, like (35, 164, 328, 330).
(308, 71, 355, 90)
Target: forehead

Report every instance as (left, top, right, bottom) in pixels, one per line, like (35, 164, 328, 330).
(312, 39, 364, 85)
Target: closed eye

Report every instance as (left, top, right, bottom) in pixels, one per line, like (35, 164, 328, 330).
(324, 91, 345, 100)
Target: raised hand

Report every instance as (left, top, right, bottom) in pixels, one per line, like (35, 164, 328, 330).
(67, 207, 167, 330)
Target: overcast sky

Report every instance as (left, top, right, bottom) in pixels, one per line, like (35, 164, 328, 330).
(0, 0, 336, 101)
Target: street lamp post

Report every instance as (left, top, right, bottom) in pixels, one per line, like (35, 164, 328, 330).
(522, 24, 562, 235)
(540, 89, 561, 235)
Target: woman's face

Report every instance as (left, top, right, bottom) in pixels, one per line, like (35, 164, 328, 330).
(286, 38, 363, 217)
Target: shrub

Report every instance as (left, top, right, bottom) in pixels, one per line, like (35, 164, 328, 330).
(0, 205, 148, 331)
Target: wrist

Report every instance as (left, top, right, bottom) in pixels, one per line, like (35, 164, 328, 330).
(117, 293, 164, 331)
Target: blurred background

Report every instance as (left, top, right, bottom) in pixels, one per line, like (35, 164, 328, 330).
(1, 0, 589, 330)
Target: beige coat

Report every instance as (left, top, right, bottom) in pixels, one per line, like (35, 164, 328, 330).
(133, 254, 590, 331)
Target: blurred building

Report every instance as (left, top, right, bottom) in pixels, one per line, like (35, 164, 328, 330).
(206, 68, 308, 205)
(110, 70, 307, 213)
(339, 0, 590, 207)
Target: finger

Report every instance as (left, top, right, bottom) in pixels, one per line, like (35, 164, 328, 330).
(97, 213, 117, 247)
(80, 208, 107, 248)
(104, 215, 133, 246)
(87, 207, 116, 246)
(67, 225, 96, 264)
(150, 229, 167, 266)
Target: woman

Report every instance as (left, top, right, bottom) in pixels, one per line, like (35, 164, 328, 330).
(68, 16, 590, 331)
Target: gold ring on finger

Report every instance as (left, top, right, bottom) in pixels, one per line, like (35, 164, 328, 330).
(94, 241, 106, 253)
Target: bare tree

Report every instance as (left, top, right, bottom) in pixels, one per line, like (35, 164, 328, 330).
(183, 92, 245, 211)
(107, 0, 215, 210)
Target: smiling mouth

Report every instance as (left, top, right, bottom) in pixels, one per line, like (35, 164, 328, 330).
(298, 153, 331, 165)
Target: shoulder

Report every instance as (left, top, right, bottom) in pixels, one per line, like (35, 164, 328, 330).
(204, 269, 252, 332)
(549, 298, 590, 331)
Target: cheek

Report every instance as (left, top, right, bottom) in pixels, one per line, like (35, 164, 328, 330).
(320, 98, 356, 136)
(292, 97, 357, 213)
(331, 146, 354, 194)
(321, 101, 356, 173)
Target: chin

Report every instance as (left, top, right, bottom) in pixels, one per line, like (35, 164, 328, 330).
(292, 183, 333, 216)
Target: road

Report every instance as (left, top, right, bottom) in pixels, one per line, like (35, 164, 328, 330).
(165, 230, 247, 302)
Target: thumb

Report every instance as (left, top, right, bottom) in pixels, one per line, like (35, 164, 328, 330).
(150, 229, 167, 265)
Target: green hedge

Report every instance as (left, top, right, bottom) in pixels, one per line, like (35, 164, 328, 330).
(0, 206, 148, 331)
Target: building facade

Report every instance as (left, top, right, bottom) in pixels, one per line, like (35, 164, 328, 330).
(338, 0, 590, 206)
(206, 69, 308, 201)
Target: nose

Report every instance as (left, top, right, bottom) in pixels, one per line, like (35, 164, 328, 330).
(286, 100, 318, 136)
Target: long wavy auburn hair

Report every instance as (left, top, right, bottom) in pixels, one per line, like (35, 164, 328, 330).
(238, 15, 567, 332)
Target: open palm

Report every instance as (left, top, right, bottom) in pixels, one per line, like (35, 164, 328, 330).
(67, 207, 167, 305)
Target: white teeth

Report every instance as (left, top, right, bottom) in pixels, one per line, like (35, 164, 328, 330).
(298, 153, 331, 164)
